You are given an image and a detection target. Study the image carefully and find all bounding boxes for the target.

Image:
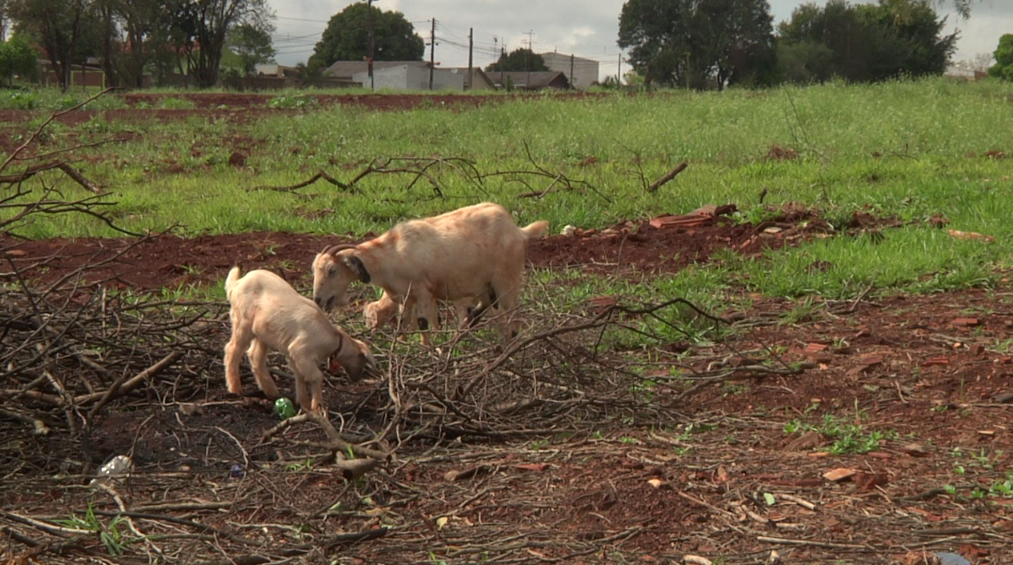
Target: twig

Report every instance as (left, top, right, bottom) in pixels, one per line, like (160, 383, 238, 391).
(55, 162, 102, 194)
(647, 161, 688, 192)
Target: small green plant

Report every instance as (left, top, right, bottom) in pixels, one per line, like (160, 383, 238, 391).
(284, 458, 314, 472)
(4, 90, 38, 109)
(268, 94, 319, 109)
(157, 97, 194, 109)
(783, 413, 896, 454)
(59, 504, 130, 556)
(529, 439, 548, 451)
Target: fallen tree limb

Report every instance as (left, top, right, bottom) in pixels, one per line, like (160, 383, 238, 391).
(248, 169, 354, 193)
(55, 162, 102, 194)
(648, 161, 688, 192)
(259, 411, 392, 461)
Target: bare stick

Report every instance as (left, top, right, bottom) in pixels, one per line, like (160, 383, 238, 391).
(55, 163, 102, 194)
(647, 161, 688, 192)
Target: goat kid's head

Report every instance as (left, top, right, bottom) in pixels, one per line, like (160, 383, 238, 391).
(328, 335, 377, 381)
(312, 245, 370, 312)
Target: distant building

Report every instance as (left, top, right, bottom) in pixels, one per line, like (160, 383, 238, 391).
(325, 60, 462, 91)
(943, 64, 979, 82)
(444, 67, 496, 90)
(254, 64, 299, 78)
(493, 71, 570, 91)
(539, 52, 599, 90)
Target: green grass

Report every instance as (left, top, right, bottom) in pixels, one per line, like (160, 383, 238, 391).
(4, 77, 1013, 301)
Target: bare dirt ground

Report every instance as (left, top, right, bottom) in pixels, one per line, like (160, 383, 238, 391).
(2, 96, 1011, 565)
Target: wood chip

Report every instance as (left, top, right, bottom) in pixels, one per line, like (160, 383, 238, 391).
(786, 430, 824, 451)
(899, 443, 930, 457)
(948, 229, 994, 242)
(949, 317, 981, 327)
(922, 356, 950, 368)
(822, 468, 857, 482)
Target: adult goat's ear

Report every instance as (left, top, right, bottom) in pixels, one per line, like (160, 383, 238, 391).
(341, 255, 371, 283)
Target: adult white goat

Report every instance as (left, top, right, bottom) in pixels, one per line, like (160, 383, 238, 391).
(224, 266, 375, 413)
(312, 202, 548, 343)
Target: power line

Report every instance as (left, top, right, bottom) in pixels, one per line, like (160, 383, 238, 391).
(277, 15, 331, 23)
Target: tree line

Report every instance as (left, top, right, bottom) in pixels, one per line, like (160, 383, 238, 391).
(2, 0, 274, 90)
(617, 0, 979, 90)
(0, 0, 1003, 92)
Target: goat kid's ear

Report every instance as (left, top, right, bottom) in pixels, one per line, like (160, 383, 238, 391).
(341, 255, 371, 283)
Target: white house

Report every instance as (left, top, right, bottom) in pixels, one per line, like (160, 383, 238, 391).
(539, 52, 599, 90)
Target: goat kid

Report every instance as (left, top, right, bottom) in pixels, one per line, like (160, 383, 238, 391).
(312, 202, 548, 343)
(224, 266, 375, 413)
(364, 281, 497, 333)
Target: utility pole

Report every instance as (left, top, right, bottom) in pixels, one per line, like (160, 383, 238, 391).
(366, 0, 376, 91)
(428, 18, 436, 90)
(617, 50, 622, 84)
(500, 45, 505, 89)
(570, 53, 575, 90)
(467, 27, 473, 91)
(523, 30, 533, 88)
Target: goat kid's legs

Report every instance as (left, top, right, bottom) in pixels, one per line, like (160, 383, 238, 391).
(414, 293, 439, 346)
(290, 357, 325, 414)
(247, 339, 281, 398)
(224, 314, 255, 395)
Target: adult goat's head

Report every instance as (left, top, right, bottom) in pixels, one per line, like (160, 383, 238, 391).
(312, 244, 370, 313)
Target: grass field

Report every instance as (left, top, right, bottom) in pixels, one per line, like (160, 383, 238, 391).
(5, 77, 1012, 300)
(5, 79, 1013, 564)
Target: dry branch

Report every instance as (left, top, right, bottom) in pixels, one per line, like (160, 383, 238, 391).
(247, 169, 353, 193)
(648, 161, 688, 192)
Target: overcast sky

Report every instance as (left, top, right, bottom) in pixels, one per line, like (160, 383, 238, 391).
(267, 1, 1009, 80)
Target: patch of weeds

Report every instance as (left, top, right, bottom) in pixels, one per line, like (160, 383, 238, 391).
(722, 382, 750, 396)
(529, 438, 549, 451)
(59, 504, 131, 556)
(157, 97, 195, 110)
(268, 94, 319, 109)
(779, 296, 821, 325)
(284, 458, 314, 472)
(81, 115, 114, 134)
(783, 413, 897, 454)
(55, 94, 80, 110)
(629, 378, 657, 400)
(4, 90, 39, 109)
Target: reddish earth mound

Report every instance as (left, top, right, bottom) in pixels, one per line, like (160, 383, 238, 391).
(1, 214, 823, 293)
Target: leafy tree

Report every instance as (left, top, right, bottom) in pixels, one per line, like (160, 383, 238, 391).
(0, 33, 38, 85)
(485, 48, 548, 72)
(168, 0, 274, 88)
(294, 59, 327, 87)
(776, 40, 834, 84)
(222, 23, 275, 76)
(856, 0, 956, 77)
(777, 0, 956, 83)
(989, 34, 1013, 80)
(617, 0, 776, 90)
(9, 0, 94, 91)
(310, 3, 423, 68)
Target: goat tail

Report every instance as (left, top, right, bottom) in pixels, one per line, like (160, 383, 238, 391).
(520, 220, 549, 240)
(224, 265, 242, 301)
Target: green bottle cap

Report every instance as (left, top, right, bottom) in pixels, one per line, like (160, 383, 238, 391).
(274, 397, 296, 420)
